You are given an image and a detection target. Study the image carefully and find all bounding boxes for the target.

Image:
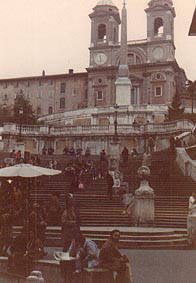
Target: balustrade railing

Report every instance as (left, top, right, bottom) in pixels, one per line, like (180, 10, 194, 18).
(2, 119, 194, 137)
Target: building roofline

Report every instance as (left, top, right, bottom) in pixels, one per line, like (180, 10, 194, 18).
(0, 71, 88, 83)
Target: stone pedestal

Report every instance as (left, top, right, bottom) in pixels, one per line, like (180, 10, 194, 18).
(134, 166, 154, 226)
(187, 209, 196, 247)
(109, 139, 120, 170)
(115, 76, 131, 106)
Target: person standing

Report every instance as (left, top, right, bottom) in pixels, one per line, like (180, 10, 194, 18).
(189, 192, 196, 214)
(61, 203, 77, 252)
(122, 147, 129, 163)
(147, 137, 155, 153)
(99, 229, 133, 283)
(0, 210, 13, 255)
(106, 171, 114, 200)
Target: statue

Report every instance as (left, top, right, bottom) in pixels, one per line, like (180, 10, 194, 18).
(135, 166, 154, 198)
(134, 165, 154, 226)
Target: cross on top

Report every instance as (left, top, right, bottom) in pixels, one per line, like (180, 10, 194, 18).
(123, 0, 126, 8)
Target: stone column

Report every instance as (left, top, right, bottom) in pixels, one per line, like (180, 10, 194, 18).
(187, 207, 196, 247)
(134, 166, 154, 226)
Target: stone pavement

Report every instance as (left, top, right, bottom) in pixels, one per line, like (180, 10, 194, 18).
(43, 247, 195, 283)
(0, 247, 195, 282)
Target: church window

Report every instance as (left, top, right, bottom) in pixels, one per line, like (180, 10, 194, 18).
(4, 94, 8, 101)
(136, 55, 141, 64)
(98, 79, 102, 83)
(60, 82, 66, 93)
(131, 87, 140, 105)
(49, 91, 53, 98)
(48, 106, 53, 115)
(97, 90, 103, 100)
(114, 28, 117, 42)
(128, 53, 142, 65)
(156, 73, 161, 79)
(154, 18, 164, 37)
(98, 24, 106, 42)
(60, 97, 65, 109)
(155, 86, 162, 97)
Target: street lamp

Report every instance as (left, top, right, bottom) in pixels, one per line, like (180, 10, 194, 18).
(113, 103, 119, 140)
(186, 80, 196, 114)
(2, 104, 7, 123)
(19, 108, 23, 140)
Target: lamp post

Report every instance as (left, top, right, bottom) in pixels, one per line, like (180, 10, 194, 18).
(186, 80, 196, 114)
(2, 103, 7, 122)
(113, 103, 119, 141)
(19, 108, 23, 140)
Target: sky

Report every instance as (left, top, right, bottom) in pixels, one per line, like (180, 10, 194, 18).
(0, 0, 195, 80)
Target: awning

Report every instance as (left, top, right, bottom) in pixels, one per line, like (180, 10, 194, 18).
(189, 8, 196, 36)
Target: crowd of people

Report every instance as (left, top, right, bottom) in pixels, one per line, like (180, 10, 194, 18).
(0, 141, 185, 281)
(60, 228, 133, 283)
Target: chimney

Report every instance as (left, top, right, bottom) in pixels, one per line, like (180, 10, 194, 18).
(42, 70, 45, 77)
(69, 69, 74, 74)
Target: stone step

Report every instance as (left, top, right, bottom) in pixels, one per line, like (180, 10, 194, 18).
(13, 226, 189, 249)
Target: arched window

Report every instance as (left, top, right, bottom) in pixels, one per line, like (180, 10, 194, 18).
(48, 106, 53, 115)
(154, 18, 164, 36)
(98, 24, 106, 41)
(128, 53, 142, 65)
(114, 28, 117, 42)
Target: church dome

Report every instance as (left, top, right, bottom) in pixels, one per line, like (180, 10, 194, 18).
(96, 0, 115, 6)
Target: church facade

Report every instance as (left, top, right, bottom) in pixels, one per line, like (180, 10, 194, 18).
(0, 0, 188, 126)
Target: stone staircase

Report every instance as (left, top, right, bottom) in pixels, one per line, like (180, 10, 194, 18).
(22, 150, 196, 249)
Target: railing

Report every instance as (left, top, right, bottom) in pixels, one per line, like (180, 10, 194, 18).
(2, 120, 194, 137)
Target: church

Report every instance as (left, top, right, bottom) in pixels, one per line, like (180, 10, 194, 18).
(0, 0, 189, 127)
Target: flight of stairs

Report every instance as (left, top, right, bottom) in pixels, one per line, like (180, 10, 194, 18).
(23, 150, 196, 249)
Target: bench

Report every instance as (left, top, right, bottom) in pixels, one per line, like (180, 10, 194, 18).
(0, 271, 26, 283)
(83, 267, 114, 283)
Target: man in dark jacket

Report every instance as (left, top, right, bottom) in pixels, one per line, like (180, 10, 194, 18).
(99, 230, 133, 283)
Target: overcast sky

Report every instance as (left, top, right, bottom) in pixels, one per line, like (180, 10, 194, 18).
(0, 0, 195, 80)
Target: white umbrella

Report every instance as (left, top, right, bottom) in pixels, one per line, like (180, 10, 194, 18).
(0, 163, 61, 178)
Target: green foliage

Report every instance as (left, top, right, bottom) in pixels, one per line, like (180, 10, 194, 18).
(13, 94, 37, 125)
(0, 104, 13, 124)
(168, 93, 185, 121)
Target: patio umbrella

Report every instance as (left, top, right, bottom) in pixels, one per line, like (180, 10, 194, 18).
(0, 163, 61, 177)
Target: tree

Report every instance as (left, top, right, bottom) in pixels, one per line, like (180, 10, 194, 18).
(168, 90, 185, 121)
(13, 94, 37, 125)
(0, 104, 13, 124)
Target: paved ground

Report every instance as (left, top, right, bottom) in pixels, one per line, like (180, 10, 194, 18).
(0, 247, 195, 282)
(123, 249, 196, 283)
(47, 247, 196, 283)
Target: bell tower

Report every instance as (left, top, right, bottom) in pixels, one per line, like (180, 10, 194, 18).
(89, 0, 121, 67)
(145, 0, 176, 62)
(146, 0, 175, 41)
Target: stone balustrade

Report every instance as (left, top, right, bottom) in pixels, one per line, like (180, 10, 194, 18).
(1, 119, 194, 137)
(176, 148, 196, 182)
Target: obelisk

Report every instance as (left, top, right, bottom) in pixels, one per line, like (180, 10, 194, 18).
(115, 0, 131, 105)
